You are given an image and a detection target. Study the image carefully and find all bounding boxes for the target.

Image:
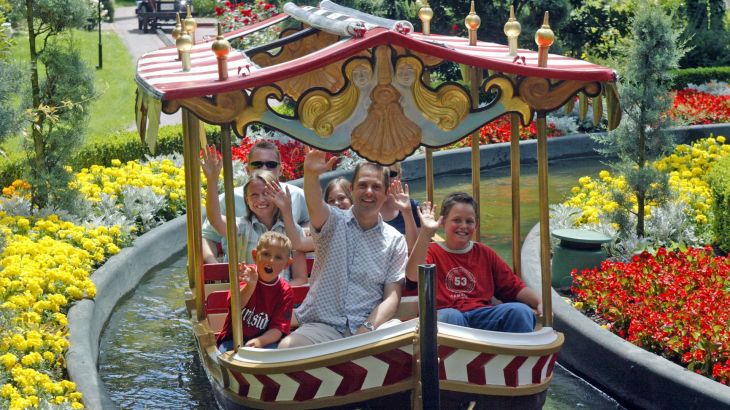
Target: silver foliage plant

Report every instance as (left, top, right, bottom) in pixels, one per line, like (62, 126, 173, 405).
(686, 81, 730, 96)
(550, 197, 709, 263)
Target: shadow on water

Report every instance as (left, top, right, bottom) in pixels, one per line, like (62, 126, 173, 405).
(99, 156, 624, 409)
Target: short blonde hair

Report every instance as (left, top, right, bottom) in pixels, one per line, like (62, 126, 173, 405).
(256, 231, 292, 255)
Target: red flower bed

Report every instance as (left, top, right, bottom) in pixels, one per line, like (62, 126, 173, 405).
(572, 247, 730, 385)
(444, 113, 563, 149)
(232, 137, 346, 181)
(670, 89, 730, 125)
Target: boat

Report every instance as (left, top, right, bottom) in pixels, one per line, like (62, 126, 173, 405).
(133, 1, 621, 408)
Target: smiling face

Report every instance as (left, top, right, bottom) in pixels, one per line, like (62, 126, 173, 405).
(244, 178, 274, 219)
(442, 202, 476, 250)
(251, 243, 292, 283)
(326, 185, 352, 210)
(351, 164, 389, 217)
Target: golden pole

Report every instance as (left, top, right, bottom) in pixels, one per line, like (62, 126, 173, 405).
(183, 109, 205, 320)
(536, 113, 552, 327)
(186, 111, 205, 321)
(181, 112, 195, 290)
(465, 0, 481, 241)
(221, 124, 243, 349)
(510, 113, 522, 277)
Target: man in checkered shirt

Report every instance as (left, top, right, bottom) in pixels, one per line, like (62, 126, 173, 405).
(278, 150, 408, 348)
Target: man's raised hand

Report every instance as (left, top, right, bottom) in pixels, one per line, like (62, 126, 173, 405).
(303, 149, 337, 176)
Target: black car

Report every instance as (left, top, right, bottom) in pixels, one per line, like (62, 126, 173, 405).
(136, 0, 192, 33)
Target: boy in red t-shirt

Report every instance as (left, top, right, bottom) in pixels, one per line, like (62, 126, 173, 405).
(217, 231, 294, 352)
(405, 192, 541, 333)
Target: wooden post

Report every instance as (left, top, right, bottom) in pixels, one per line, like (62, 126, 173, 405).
(186, 112, 205, 320)
(183, 109, 204, 321)
(510, 113, 522, 277)
(221, 124, 243, 349)
(181, 112, 195, 290)
(536, 113, 553, 327)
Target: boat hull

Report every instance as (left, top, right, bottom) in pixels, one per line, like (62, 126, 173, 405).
(190, 315, 562, 409)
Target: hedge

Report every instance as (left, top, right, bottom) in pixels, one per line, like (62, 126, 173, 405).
(672, 66, 730, 90)
(0, 124, 223, 188)
(709, 154, 730, 253)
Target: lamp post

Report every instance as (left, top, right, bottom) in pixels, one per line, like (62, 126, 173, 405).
(96, 0, 102, 69)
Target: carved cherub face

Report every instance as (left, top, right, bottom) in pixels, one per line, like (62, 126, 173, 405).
(351, 64, 373, 88)
(396, 61, 417, 87)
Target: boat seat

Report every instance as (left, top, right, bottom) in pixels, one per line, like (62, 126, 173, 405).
(206, 290, 229, 334)
(203, 263, 232, 300)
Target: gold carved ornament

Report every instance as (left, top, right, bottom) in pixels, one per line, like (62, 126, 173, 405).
(250, 31, 345, 100)
(518, 76, 600, 113)
(483, 75, 532, 125)
(351, 46, 421, 165)
(396, 56, 470, 131)
(298, 58, 372, 137)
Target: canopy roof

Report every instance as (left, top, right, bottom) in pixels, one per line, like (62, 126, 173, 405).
(134, 1, 620, 164)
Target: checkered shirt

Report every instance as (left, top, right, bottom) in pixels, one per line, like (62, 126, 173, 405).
(295, 206, 407, 335)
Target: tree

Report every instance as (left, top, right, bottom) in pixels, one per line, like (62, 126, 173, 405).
(9, 0, 94, 208)
(594, 1, 684, 238)
(0, 1, 24, 145)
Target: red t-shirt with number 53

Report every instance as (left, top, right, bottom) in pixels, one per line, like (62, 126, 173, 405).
(425, 241, 525, 312)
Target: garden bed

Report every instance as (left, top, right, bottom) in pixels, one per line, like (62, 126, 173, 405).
(521, 224, 730, 409)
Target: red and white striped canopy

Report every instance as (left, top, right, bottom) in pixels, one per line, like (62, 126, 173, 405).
(135, 6, 616, 102)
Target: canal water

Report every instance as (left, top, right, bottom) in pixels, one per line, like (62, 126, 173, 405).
(98, 156, 624, 409)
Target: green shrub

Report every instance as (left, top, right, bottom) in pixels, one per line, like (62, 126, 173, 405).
(193, 0, 217, 17)
(708, 154, 730, 253)
(0, 124, 222, 188)
(672, 66, 730, 89)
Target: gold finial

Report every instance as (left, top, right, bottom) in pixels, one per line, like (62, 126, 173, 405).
(534, 11, 555, 67)
(183, 5, 197, 43)
(503, 5, 521, 56)
(176, 29, 193, 71)
(211, 23, 231, 81)
(418, 0, 433, 36)
(464, 0, 480, 46)
(172, 13, 183, 60)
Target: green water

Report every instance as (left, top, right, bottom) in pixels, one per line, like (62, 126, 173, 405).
(409, 157, 606, 267)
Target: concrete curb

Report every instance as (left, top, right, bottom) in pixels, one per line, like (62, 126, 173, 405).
(66, 216, 187, 409)
(521, 224, 730, 409)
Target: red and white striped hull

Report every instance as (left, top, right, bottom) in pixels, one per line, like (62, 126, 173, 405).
(192, 319, 563, 409)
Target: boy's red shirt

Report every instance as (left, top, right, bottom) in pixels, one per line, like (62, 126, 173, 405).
(425, 241, 525, 312)
(216, 277, 293, 345)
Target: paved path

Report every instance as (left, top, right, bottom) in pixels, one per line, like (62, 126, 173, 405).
(108, 6, 217, 126)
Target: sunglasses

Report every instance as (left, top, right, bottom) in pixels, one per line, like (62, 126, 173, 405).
(389, 170, 400, 178)
(250, 161, 279, 169)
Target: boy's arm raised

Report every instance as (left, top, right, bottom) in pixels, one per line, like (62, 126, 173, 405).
(406, 202, 441, 282)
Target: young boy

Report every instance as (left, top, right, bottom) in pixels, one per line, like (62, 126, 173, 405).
(217, 231, 294, 352)
(405, 192, 541, 333)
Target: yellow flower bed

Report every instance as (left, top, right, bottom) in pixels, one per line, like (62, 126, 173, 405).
(71, 158, 187, 214)
(0, 158, 187, 409)
(565, 136, 730, 229)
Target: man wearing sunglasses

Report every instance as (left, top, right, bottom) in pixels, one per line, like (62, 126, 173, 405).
(200, 140, 309, 264)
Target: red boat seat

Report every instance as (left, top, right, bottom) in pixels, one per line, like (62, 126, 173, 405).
(203, 263, 230, 283)
(206, 290, 229, 333)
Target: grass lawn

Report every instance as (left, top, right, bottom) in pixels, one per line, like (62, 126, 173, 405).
(1, 29, 136, 161)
